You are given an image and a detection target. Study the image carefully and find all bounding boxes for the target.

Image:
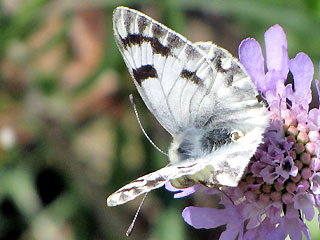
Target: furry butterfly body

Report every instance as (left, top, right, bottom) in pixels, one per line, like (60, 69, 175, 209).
(107, 6, 269, 207)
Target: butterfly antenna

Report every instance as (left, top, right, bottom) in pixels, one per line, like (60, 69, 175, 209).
(126, 192, 148, 237)
(129, 94, 168, 157)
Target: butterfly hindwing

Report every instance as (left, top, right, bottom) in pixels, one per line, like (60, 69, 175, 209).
(107, 122, 263, 206)
(192, 41, 267, 131)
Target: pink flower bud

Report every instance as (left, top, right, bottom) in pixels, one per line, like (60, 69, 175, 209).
(297, 123, 308, 132)
(246, 175, 255, 184)
(275, 181, 284, 191)
(286, 135, 296, 143)
(297, 179, 310, 191)
(301, 152, 311, 164)
(294, 143, 305, 154)
(305, 143, 316, 155)
(282, 192, 293, 204)
(256, 177, 264, 184)
(297, 132, 308, 144)
(287, 126, 298, 136)
(262, 184, 272, 193)
(290, 173, 301, 183)
(239, 181, 248, 191)
(270, 191, 282, 201)
(301, 167, 312, 179)
(244, 191, 257, 202)
(286, 182, 296, 193)
(308, 130, 319, 142)
(290, 151, 297, 160)
(295, 160, 303, 170)
(259, 193, 270, 204)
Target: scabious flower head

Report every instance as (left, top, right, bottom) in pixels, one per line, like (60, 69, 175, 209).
(166, 25, 320, 240)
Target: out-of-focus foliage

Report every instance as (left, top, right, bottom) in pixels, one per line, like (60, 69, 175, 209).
(0, 0, 319, 239)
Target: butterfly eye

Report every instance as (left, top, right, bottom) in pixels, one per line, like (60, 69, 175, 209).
(231, 131, 243, 141)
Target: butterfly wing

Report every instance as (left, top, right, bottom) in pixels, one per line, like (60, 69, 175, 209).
(107, 123, 262, 207)
(109, 7, 269, 206)
(191, 41, 268, 133)
(113, 7, 220, 135)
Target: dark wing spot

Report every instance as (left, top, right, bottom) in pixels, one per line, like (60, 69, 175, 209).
(225, 74, 234, 86)
(152, 23, 166, 39)
(133, 65, 158, 85)
(132, 188, 143, 196)
(185, 45, 202, 59)
(121, 34, 143, 46)
(177, 163, 197, 169)
(224, 62, 242, 86)
(120, 187, 135, 193)
(131, 179, 145, 183)
(167, 32, 184, 48)
(145, 177, 165, 188)
(210, 49, 246, 86)
(181, 69, 202, 85)
(137, 16, 149, 33)
(211, 49, 227, 73)
(150, 37, 170, 56)
(123, 10, 135, 33)
(121, 34, 170, 57)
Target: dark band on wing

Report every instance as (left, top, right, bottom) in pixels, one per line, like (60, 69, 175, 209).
(131, 179, 144, 183)
(176, 163, 197, 169)
(167, 32, 184, 49)
(210, 49, 245, 86)
(145, 176, 166, 188)
(181, 69, 202, 85)
(152, 23, 166, 39)
(121, 34, 170, 57)
(137, 15, 149, 33)
(117, 176, 166, 195)
(133, 65, 158, 85)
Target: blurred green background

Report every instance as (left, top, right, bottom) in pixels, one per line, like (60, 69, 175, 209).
(0, 0, 320, 239)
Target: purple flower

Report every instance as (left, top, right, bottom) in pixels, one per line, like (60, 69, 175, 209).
(167, 24, 320, 240)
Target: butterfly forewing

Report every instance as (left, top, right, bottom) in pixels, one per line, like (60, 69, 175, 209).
(113, 7, 219, 134)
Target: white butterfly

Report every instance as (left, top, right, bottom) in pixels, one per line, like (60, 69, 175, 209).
(107, 6, 269, 207)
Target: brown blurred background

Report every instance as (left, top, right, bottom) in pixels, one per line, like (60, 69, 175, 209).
(1, 0, 320, 239)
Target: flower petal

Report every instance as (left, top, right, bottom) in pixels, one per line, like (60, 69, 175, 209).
(289, 52, 314, 106)
(264, 24, 289, 78)
(182, 207, 227, 229)
(264, 70, 284, 93)
(239, 38, 265, 91)
(164, 182, 201, 198)
(310, 173, 320, 194)
(173, 185, 201, 198)
(315, 79, 320, 105)
(308, 108, 320, 130)
(220, 225, 241, 240)
(293, 193, 315, 221)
